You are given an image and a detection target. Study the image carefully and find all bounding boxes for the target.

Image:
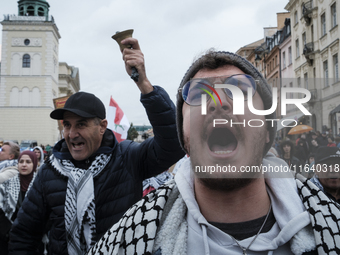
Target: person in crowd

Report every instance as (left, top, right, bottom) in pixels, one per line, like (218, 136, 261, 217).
(0, 141, 20, 184)
(280, 140, 301, 170)
(310, 139, 320, 154)
(9, 38, 184, 254)
(306, 131, 315, 149)
(300, 153, 315, 179)
(336, 136, 340, 148)
(299, 134, 309, 156)
(33, 146, 44, 171)
(295, 133, 307, 147)
(45, 144, 51, 152)
(40, 144, 47, 154)
(294, 139, 308, 166)
(310, 147, 340, 202)
(89, 50, 340, 254)
(327, 136, 336, 147)
(0, 151, 38, 253)
(295, 134, 301, 145)
(328, 128, 333, 137)
(316, 131, 328, 146)
(308, 153, 315, 168)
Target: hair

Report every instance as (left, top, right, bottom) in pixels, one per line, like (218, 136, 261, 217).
(93, 117, 102, 125)
(298, 139, 305, 146)
(3, 141, 20, 159)
(280, 140, 295, 156)
(328, 136, 335, 142)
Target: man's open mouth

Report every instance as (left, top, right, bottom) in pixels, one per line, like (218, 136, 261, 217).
(208, 128, 238, 154)
(72, 142, 84, 149)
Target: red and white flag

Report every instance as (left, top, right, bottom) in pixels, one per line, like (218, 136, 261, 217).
(107, 96, 130, 142)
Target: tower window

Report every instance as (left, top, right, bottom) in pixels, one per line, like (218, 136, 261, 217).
(24, 39, 30, 46)
(27, 6, 34, 16)
(19, 7, 24, 16)
(38, 7, 45, 16)
(23, 54, 31, 68)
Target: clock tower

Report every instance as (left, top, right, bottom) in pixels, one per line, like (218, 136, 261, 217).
(0, 0, 79, 146)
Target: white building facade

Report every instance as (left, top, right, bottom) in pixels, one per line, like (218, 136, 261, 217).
(0, 0, 79, 146)
(285, 0, 340, 135)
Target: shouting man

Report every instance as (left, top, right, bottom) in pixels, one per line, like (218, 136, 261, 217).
(9, 38, 184, 254)
(89, 51, 340, 254)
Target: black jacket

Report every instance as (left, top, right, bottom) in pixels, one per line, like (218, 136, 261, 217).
(9, 86, 185, 254)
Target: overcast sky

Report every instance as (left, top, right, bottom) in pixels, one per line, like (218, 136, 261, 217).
(1, 0, 289, 125)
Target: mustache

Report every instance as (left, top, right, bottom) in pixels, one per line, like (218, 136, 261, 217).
(67, 138, 84, 143)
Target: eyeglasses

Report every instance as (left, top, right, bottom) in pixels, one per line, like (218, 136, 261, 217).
(178, 74, 258, 106)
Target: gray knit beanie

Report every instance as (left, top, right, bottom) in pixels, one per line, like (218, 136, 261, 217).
(176, 50, 276, 156)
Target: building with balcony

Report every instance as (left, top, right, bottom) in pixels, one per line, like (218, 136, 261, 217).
(285, 0, 340, 135)
(0, 0, 80, 145)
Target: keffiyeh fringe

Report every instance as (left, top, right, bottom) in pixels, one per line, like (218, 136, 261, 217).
(49, 154, 111, 254)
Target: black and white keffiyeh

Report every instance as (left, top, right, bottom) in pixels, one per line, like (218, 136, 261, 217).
(88, 181, 176, 255)
(296, 175, 340, 254)
(0, 173, 36, 222)
(50, 153, 111, 254)
(0, 159, 18, 171)
(88, 175, 340, 255)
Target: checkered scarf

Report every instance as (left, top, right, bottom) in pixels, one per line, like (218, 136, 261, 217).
(49, 153, 111, 254)
(296, 175, 340, 254)
(88, 175, 340, 255)
(0, 159, 17, 171)
(0, 173, 36, 222)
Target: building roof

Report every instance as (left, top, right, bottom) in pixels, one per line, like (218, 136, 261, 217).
(242, 38, 265, 48)
(235, 38, 264, 56)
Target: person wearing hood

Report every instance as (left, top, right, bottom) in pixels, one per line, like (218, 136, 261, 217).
(0, 150, 38, 253)
(33, 146, 44, 171)
(8, 38, 184, 254)
(88, 50, 340, 255)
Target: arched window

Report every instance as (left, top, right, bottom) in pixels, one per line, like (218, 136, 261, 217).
(31, 87, 41, 106)
(11, 53, 20, 75)
(38, 7, 45, 16)
(10, 87, 19, 106)
(23, 54, 30, 68)
(21, 87, 30, 106)
(19, 7, 24, 16)
(32, 53, 41, 75)
(27, 6, 35, 16)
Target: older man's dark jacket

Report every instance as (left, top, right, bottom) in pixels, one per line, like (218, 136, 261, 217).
(8, 86, 185, 254)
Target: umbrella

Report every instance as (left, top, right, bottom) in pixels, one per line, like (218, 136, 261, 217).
(288, 125, 313, 135)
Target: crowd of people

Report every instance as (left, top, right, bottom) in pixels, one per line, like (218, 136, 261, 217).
(272, 131, 340, 178)
(0, 37, 339, 255)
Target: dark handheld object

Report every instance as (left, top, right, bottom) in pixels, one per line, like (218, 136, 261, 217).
(111, 29, 139, 82)
(130, 67, 139, 82)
